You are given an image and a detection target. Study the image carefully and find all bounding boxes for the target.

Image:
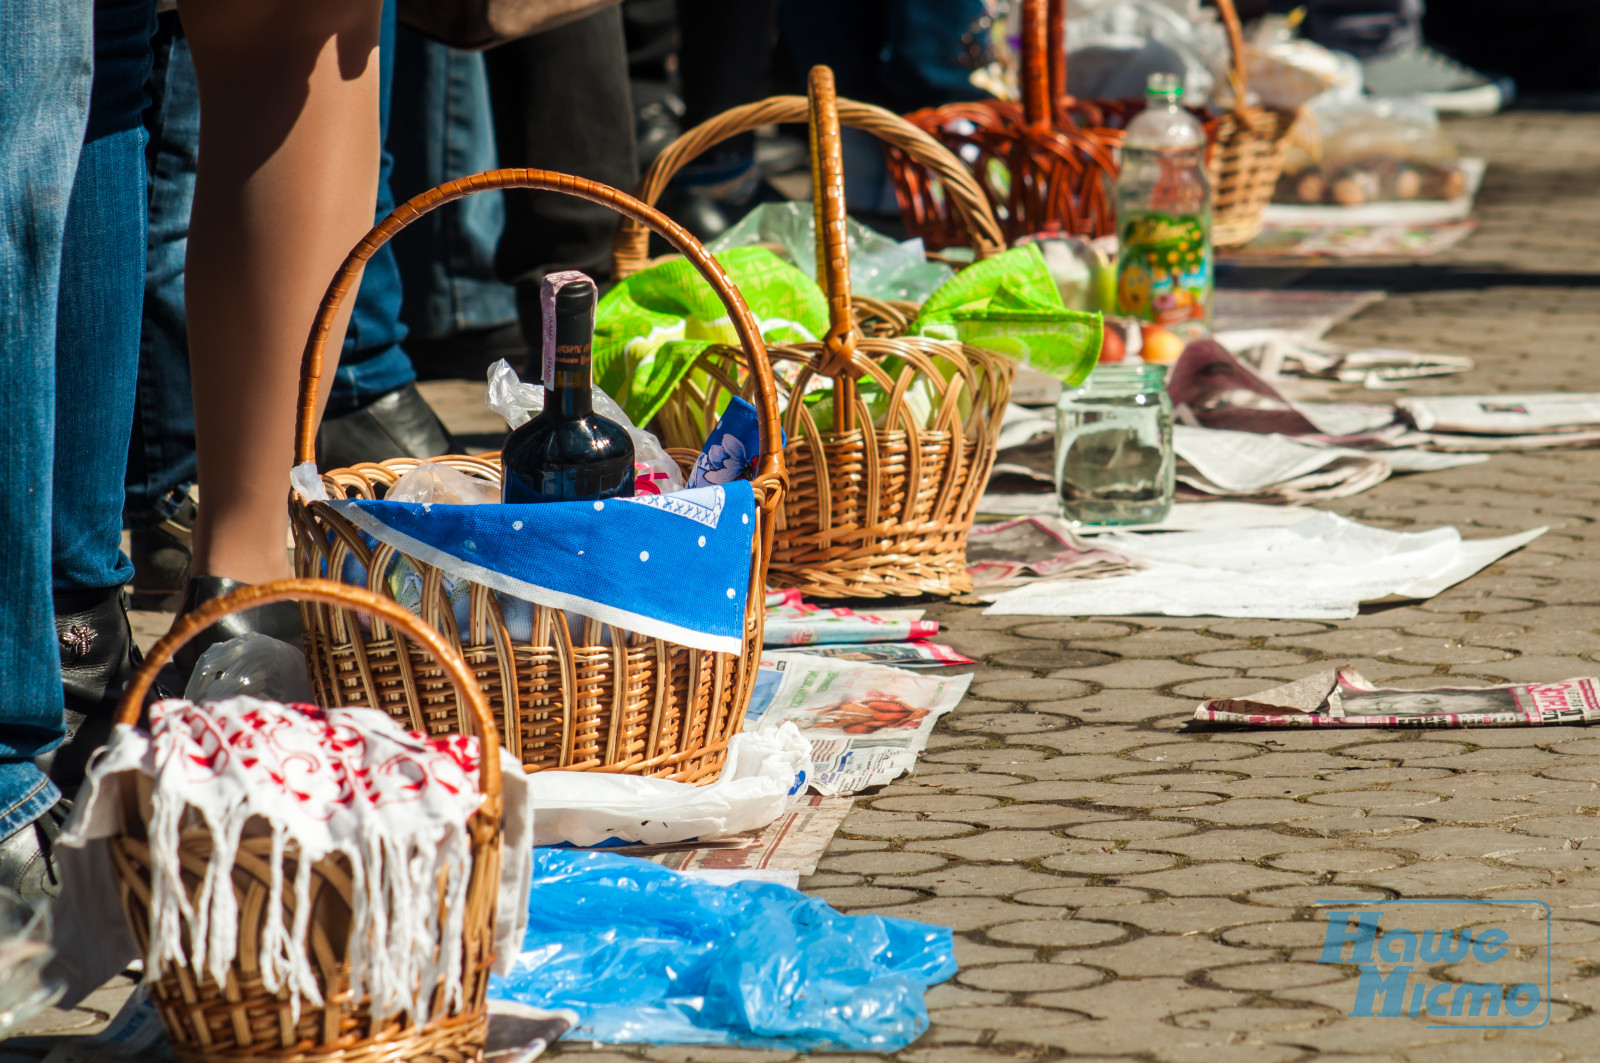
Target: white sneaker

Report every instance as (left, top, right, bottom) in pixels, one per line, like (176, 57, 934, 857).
(1362, 45, 1514, 117)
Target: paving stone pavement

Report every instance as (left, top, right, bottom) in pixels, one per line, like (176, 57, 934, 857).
(17, 110, 1600, 1061)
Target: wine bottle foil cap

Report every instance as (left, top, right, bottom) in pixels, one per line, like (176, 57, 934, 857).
(541, 270, 597, 382)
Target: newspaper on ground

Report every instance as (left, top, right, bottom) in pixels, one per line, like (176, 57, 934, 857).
(982, 511, 1545, 619)
(1194, 667, 1600, 729)
(751, 653, 971, 795)
(968, 516, 1140, 588)
(773, 642, 974, 667)
(1220, 334, 1475, 390)
(764, 602, 936, 646)
(1400, 393, 1600, 435)
(1175, 425, 1392, 503)
(644, 795, 856, 883)
(1227, 220, 1477, 259)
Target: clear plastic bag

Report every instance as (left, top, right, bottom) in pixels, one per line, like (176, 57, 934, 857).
(487, 849, 957, 1050)
(385, 460, 500, 506)
(183, 632, 316, 705)
(708, 202, 954, 304)
(485, 359, 685, 494)
(1277, 96, 1465, 205)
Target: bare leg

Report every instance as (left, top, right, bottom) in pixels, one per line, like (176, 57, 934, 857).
(182, 0, 382, 584)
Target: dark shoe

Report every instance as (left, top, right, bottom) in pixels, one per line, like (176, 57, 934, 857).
(128, 489, 197, 611)
(315, 382, 455, 469)
(171, 576, 304, 682)
(0, 800, 67, 903)
(40, 587, 142, 797)
(406, 323, 530, 384)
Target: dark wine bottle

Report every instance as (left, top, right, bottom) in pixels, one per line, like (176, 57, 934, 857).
(501, 273, 635, 504)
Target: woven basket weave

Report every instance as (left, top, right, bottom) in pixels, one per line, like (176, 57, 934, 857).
(614, 70, 1014, 599)
(107, 579, 503, 1063)
(290, 171, 785, 783)
(889, 0, 1296, 248)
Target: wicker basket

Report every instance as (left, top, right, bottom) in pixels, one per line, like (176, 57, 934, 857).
(291, 171, 785, 783)
(889, 0, 1296, 249)
(106, 579, 503, 1063)
(614, 69, 1014, 599)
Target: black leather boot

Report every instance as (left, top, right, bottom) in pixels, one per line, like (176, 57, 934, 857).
(171, 576, 305, 682)
(315, 382, 455, 469)
(39, 586, 142, 798)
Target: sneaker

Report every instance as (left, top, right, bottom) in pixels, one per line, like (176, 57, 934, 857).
(1362, 45, 1514, 117)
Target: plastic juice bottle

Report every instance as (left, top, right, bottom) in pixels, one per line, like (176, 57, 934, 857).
(1114, 73, 1212, 341)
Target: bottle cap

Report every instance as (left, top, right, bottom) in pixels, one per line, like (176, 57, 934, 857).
(1145, 73, 1183, 101)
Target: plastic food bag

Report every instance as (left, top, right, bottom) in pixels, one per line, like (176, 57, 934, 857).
(385, 460, 500, 506)
(526, 723, 811, 847)
(183, 632, 317, 705)
(1275, 96, 1465, 206)
(707, 201, 954, 304)
(485, 359, 686, 495)
(487, 849, 957, 1050)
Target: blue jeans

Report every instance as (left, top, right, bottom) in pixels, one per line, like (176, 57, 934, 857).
(389, 25, 515, 341)
(0, 0, 154, 837)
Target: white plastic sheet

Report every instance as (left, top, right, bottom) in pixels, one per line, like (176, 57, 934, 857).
(525, 723, 813, 848)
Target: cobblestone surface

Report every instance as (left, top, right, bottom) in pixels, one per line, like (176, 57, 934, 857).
(19, 111, 1600, 1062)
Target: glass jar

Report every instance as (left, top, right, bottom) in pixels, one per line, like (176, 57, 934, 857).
(1055, 362, 1174, 526)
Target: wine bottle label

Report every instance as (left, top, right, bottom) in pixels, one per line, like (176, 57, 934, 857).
(541, 270, 597, 384)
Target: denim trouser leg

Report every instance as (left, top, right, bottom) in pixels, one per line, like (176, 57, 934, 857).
(125, 12, 194, 530)
(328, 0, 416, 416)
(390, 26, 515, 341)
(0, 0, 151, 838)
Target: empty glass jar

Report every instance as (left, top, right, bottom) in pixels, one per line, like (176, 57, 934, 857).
(1055, 363, 1175, 525)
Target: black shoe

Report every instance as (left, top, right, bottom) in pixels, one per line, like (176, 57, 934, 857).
(39, 586, 142, 798)
(171, 576, 305, 682)
(128, 489, 197, 611)
(0, 799, 67, 903)
(315, 382, 455, 469)
(406, 323, 530, 384)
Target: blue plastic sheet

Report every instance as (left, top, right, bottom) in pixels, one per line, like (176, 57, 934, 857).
(487, 849, 957, 1051)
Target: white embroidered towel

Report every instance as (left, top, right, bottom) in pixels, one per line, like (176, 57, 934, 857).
(61, 696, 531, 1024)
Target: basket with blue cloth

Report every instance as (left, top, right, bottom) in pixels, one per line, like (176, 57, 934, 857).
(288, 171, 785, 783)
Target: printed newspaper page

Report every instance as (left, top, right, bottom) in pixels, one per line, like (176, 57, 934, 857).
(751, 653, 972, 794)
(1195, 667, 1600, 729)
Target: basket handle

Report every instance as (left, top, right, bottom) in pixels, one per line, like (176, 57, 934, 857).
(807, 67, 860, 410)
(1021, 0, 1053, 129)
(612, 96, 1005, 280)
(116, 578, 502, 801)
(1215, 0, 1251, 109)
(295, 170, 783, 467)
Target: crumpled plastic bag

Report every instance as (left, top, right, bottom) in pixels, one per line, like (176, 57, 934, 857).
(527, 723, 812, 847)
(487, 849, 957, 1051)
(913, 243, 1102, 386)
(1065, 0, 1229, 104)
(485, 359, 686, 495)
(184, 631, 317, 705)
(707, 201, 954, 304)
(386, 460, 501, 506)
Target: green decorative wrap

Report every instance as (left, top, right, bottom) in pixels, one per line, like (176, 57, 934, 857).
(912, 244, 1102, 387)
(593, 246, 830, 426)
